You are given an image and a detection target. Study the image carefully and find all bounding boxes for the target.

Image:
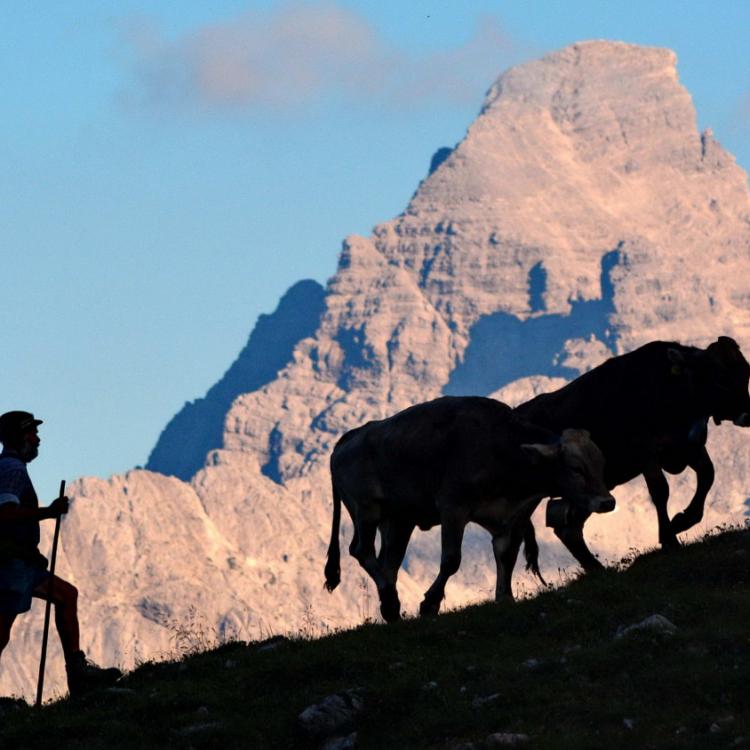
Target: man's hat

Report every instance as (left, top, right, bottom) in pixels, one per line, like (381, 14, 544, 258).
(0, 411, 43, 443)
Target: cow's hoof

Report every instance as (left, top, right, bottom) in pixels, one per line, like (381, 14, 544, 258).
(670, 511, 698, 535)
(660, 535, 681, 551)
(581, 558, 606, 573)
(380, 608, 401, 624)
(419, 599, 440, 618)
(380, 600, 401, 624)
(379, 586, 401, 623)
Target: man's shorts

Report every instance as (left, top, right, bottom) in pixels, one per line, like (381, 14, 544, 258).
(0, 559, 51, 615)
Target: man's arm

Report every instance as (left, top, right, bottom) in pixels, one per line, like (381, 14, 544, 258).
(0, 496, 69, 522)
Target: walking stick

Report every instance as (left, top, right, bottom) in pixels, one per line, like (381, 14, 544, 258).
(35, 479, 65, 708)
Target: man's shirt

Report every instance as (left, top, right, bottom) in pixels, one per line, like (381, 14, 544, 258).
(0, 449, 40, 556)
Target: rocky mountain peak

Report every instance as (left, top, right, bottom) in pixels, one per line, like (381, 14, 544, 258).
(372, 41, 749, 356)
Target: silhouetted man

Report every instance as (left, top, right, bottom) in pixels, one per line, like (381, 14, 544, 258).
(0, 411, 121, 697)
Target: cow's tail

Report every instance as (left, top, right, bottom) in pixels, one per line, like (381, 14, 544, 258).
(523, 520, 548, 587)
(324, 479, 342, 593)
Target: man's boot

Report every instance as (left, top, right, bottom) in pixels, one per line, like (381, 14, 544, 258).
(65, 650, 122, 697)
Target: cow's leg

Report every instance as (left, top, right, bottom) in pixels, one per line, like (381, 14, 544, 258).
(419, 509, 467, 618)
(478, 519, 522, 602)
(376, 519, 415, 623)
(492, 528, 524, 601)
(349, 520, 389, 600)
(348, 528, 359, 558)
(670, 446, 715, 535)
(643, 466, 679, 549)
(553, 513, 604, 572)
(482, 500, 544, 600)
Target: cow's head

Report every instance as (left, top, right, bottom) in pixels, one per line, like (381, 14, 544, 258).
(676, 337, 750, 427)
(522, 428, 615, 514)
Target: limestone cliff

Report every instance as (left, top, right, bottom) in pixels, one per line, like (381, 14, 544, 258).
(5, 41, 750, 700)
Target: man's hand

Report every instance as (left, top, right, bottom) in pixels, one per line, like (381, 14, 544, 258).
(0, 498, 70, 523)
(46, 496, 69, 518)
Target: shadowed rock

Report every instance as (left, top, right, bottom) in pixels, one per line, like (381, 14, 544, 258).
(298, 689, 364, 739)
(146, 279, 326, 480)
(444, 250, 619, 396)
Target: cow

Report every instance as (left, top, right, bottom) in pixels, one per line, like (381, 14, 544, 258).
(324, 396, 614, 623)
(514, 336, 750, 572)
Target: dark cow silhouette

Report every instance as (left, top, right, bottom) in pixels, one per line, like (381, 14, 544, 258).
(514, 337, 750, 571)
(324, 396, 614, 622)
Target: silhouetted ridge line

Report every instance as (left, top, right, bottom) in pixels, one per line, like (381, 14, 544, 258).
(146, 279, 326, 480)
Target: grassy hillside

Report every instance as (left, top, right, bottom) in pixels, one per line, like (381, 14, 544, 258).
(2, 526, 750, 749)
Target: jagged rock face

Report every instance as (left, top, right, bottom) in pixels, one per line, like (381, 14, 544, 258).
(226, 41, 750, 483)
(5, 40, 750, 699)
(226, 235, 455, 479)
(382, 42, 750, 351)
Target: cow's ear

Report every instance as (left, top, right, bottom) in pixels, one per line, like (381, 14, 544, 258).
(718, 336, 739, 349)
(711, 336, 742, 364)
(706, 336, 742, 366)
(521, 442, 560, 464)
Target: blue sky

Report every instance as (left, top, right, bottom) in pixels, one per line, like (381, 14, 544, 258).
(2, 1, 749, 500)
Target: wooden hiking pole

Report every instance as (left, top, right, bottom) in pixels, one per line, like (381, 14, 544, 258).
(35, 479, 65, 708)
